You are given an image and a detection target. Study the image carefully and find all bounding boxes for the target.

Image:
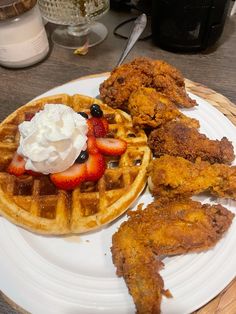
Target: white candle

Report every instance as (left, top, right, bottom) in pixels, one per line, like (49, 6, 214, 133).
(0, 1, 49, 68)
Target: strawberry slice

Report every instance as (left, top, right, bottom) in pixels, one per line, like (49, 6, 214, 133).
(96, 138, 127, 156)
(101, 117, 109, 133)
(25, 112, 35, 121)
(87, 117, 107, 137)
(7, 153, 26, 176)
(25, 170, 41, 176)
(50, 163, 87, 190)
(87, 119, 94, 136)
(85, 153, 106, 181)
(87, 136, 99, 154)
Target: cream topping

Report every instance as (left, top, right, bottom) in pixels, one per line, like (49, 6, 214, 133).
(17, 104, 88, 174)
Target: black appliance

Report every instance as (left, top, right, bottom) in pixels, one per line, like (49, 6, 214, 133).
(110, 0, 151, 13)
(151, 0, 231, 51)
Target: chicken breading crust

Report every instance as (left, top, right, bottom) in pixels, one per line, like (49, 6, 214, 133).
(148, 121, 235, 164)
(99, 57, 196, 111)
(128, 87, 199, 129)
(111, 198, 234, 314)
(148, 155, 236, 199)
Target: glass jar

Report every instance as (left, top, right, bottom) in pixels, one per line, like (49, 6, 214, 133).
(38, 0, 109, 49)
(0, 0, 49, 68)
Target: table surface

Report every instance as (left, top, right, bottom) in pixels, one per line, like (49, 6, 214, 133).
(0, 8, 235, 314)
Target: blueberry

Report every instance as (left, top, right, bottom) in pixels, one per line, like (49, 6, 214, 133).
(90, 104, 103, 118)
(75, 150, 89, 163)
(78, 111, 88, 119)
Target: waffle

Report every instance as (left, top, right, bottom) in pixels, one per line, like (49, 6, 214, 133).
(0, 94, 151, 234)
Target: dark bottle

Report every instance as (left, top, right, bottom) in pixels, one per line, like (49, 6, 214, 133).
(151, 0, 231, 52)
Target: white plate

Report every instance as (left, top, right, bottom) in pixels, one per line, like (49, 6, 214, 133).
(0, 75, 236, 314)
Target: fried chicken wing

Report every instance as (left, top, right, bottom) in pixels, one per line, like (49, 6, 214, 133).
(99, 57, 196, 111)
(148, 121, 235, 164)
(112, 198, 234, 314)
(148, 155, 236, 199)
(128, 87, 199, 129)
(112, 227, 165, 314)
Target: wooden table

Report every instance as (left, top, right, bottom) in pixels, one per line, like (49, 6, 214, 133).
(0, 8, 235, 314)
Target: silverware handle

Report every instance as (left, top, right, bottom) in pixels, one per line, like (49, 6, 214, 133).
(116, 13, 147, 67)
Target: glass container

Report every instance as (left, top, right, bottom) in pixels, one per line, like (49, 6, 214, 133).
(0, 0, 49, 68)
(38, 0, 109, 49)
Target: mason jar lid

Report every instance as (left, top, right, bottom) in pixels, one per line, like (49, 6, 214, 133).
(0, 0, 37, 21)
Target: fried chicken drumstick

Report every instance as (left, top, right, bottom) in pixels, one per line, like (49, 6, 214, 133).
(99, 57, 196, 111)
(112, 198, 234, 314)
(128, 87, 199, 129)
(148, 121, 235, 164)
(148, 155, 236, 199)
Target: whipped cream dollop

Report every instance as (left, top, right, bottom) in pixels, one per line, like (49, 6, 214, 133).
(17, 104, 88, 174)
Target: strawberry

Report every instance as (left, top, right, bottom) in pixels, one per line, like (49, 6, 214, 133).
(85, 153, 106, 181)
(25, 112, 35, 121)
(7, 153, 26, 176)
(87, 119, 94, 136)
(101, 117, 109, 133)
(96, 138, 127, 156)
(88, 117, 107, 137)
(50, 163, 87, 190)
(87, 136, 99, 154)
(25, 170, 41, 176)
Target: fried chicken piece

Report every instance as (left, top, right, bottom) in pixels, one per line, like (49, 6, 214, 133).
(112, 227, 165, 314)
(100, 57, 154, 111)
(152, 60, 196, 108)
(99, 57, 196, 111)
(128, 87, 199, 129)
(148, 121, 235, 164)
(112, 198, 234, 314)
(148, 155, 236, 199)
